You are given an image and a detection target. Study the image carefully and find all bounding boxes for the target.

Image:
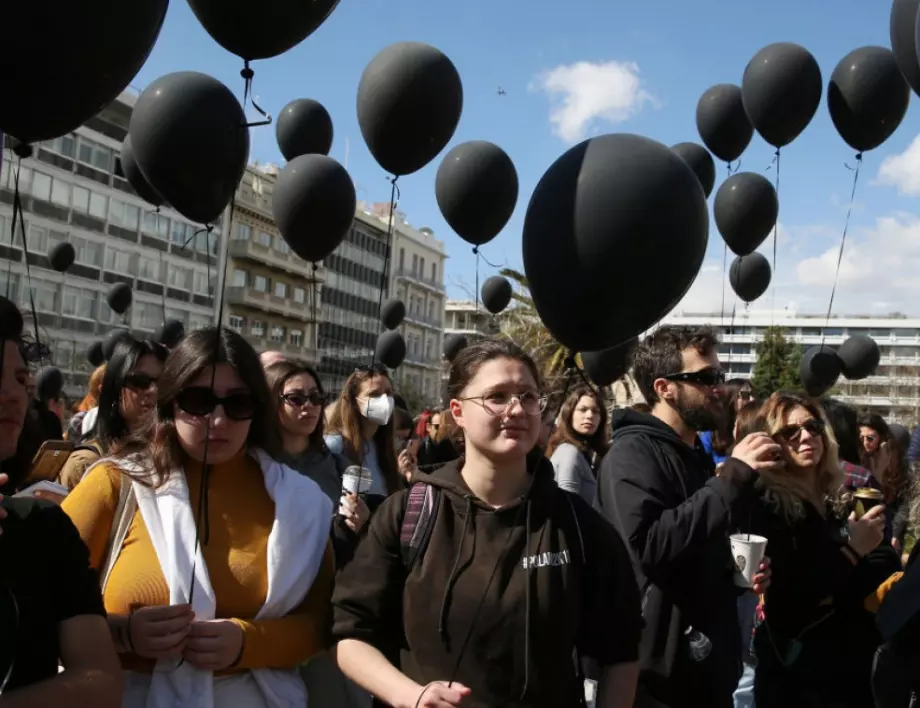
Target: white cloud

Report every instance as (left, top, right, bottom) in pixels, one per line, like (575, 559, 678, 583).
(531, 60, 653, 143)
(877, 135, 920, 195)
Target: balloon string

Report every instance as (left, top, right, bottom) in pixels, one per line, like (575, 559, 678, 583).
(818, 152, 863, 352)
(766, 147, 781, 370)
(156, 208, 167, 325)
(311, 262, 318, 355)
(241, 62, 272, 128)
(473, 248, 480, 314)
(728, 159, 741, 175)
(369, 176, 399, 370)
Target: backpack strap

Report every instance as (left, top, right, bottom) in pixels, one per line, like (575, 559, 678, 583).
(399, 482, 440, 570)
(100, 473, 137, 594)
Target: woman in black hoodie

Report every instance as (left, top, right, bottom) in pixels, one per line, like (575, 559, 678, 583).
(332, 338, 642, 708)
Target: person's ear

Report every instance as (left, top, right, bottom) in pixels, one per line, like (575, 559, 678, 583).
(652, 378, 674, 402)
(449, 398, 465, 430)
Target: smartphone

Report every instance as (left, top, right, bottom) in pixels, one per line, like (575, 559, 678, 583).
(27, 440, 75, 484)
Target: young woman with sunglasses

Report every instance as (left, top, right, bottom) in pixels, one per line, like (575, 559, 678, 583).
(745, 392, 899, 708)
(58, 338, 167, 491)
(63, 327, 335, 708)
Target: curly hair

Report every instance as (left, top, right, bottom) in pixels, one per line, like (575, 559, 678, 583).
(632, 325, 719, 405)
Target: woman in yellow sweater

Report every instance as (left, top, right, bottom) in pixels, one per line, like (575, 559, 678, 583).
(63, 327, 335, 708)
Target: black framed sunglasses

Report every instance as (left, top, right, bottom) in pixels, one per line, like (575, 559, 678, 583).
(175, 387, 255, 421)
(281, 390, 326, 408)
(663, 368, 726, 387)
(776, 418, 826, 443)
(125, 372, 158, 391)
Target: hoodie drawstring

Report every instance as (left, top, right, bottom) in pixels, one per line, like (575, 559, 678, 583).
(439, 495, 474, 644)
(520, 499, 533, 700)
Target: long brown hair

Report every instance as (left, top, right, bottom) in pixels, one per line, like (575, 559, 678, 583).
(858, 413, 907, 502)
(115, 327, 281, 488)
(545, 385, 609, 461)
(325, 364, 400, 495)
(265, 360, 327, 453)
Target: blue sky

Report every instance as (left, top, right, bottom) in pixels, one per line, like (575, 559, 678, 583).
(133, 0, 920, 316)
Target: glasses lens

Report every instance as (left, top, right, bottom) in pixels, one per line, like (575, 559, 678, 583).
(519, 392, 547, 415)
(223, 393, 255, 421)
(308, 391, 326, 406)
(804, 419, 826, 436)
(283, 393, 309, 407)
(176, 387, 217, 417)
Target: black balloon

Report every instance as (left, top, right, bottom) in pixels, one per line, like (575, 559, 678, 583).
(357, 42, 463, 176)
(0, 1, 167, 144)
(828, 46, 910, 153)
(155, 319, 186, 349)
(893, 0, 920, 95)
(130, 72, 249, 225)
(376, 330, 406, 369)
(106, 283, 133, 315)
(729, 253, 771, 303)
(837, 334, 881, 380)
(581, 338, 637, 387)
(276, 99, 334, 161)
(48, 242, 75, 273)
(102, 328, 134, 361)
(35, 367, 63, 401)
(443, 333, 468, 362)
(435, 141, 518, 246)
(742, 43, 823, 148)
(120, 135, 164, 207)
(273, 154, 356, 263)
(87, 341, 105, 367)
(381, 299, 406, 330)
(523, 134, 709, 352)
(187, 0, 340, 61)
(800, 346, 841, 397)
(671, 142, 716, 198)
(695, 84, 754, 164)
(481, 276, 512, 315)
(713, 172, 778, 256)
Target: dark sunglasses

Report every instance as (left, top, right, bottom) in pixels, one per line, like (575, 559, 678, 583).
(281, 390, 326, 408)
(776, 418, 826, 443)
(429, 422, 440, 429)
(125, 372, 158, 390)
(739, 390, 754, 400)
(175, 387, 255, 421)
(663, 368, 726, 387)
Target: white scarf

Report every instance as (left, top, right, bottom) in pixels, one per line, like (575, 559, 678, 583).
(117, 448, 332, 708)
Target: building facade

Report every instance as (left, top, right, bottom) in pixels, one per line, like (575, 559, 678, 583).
(364, 203, 447, 408)
(224, 165, 321, 366)
(0, 92, 220, 400)
(444, 299, 501, 339)
(662, 311, 920, 424)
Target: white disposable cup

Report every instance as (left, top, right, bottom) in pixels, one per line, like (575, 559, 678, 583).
(342, 466, 373, 495)
(730, 534, 768, 589)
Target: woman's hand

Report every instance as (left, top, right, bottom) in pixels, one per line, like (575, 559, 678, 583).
(398, 447, 418, 481)
(403, 681, 471, 708)
(183, 619, 244, 671)
(848, 504, 885, 557)
(731, 433, 783, 472)
(752, 556, 772, 594)
(339, 492, 370, 533)
(128, 604, 194, 659)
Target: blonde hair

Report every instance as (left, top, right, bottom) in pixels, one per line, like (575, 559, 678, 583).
(758, 392, 844, 523)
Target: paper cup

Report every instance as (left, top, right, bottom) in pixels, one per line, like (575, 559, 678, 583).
(342, 466, 374, 495)
(730, 534, 768, 589)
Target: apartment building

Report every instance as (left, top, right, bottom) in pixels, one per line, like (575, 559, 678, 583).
(444, 299, 501, 339)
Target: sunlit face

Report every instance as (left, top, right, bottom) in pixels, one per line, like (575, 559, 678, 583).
(736, 386, 755, 412)
(658, 347, 723, 432)
(451, 357, 542, 461)
(279, 372, 323, 439)
(859, 426, 880, 455)
(777, 405, 826, 471)
(355, 374, 393, 413)
(121, 354, 163, 431)
(0, 341, 29, 462)
(173, 363, 253, 465)
(572, 394, 601, 436)
(427, 413, 441, 439)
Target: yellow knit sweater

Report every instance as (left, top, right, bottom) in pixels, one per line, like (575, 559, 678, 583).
(62, 452, 334, 673)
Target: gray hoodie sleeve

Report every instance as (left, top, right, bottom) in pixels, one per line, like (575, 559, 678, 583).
(550, 443, 587, 495)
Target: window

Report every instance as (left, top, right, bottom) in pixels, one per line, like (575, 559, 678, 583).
(135, 302, 163, 329)
(27, 225, 48, 253)
(234, 224, 252, 241)
(399, 248, 405, 270)
(138, 255, 160, 281)
(431, 263, 437, 282)
(189, 313, 211, 330)
(290, 330, 303, 346)
(73, 237, 103, 267)
(232, 269, 248, 287)
(253, 275, 268, 293)
(251, 320, 265, 337)
(427, 301, 434, 320)
(61, 286, 96, 319)
(270, 325, 285, 343)
(229, 315, 245, 332)
(157, 216, 170, 242)
(141, 211, 159, 236)
(293, 287, 305, 304)
(72, 186, 90, 215)
(106, 249, 134, 275)
(50, 179, 70, 207)
(420, 258, 425, 277)
(31, 171, 52, 201)
(171, 220, 187, 245)
(274, 235, 290, 254)
(168, 266, 191, 290)
(89, 192, 108, 219)
(274, 281, 288, 298)
(0, 272, 20, 300)
(411, 254, 418, 274)
(30, 279, 59, 313)
(193, 271, 210, 295)
(77, 137, 113, 172)
(45, 135, 76, 158)
(425, 338, 432, 360)
(258, 231, 272, 247)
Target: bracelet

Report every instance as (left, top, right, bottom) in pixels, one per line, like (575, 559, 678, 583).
(414, 682, 435, 708)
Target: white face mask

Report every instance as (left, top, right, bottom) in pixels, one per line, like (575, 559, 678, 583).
(362, 394, 394, 426)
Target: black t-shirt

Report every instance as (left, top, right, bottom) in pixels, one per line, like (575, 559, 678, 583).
(0, 498, 105, 691)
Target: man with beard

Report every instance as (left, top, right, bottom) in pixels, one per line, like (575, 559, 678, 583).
(594, 326, 781, 708)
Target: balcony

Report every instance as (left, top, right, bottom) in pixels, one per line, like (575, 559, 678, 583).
(404, 310, 443, 331)
(241, 333, 319, 365)
(228, 239, 322, 281)
(226, 286, 317, 323)
(402, 353, 442, 371)
(393, 267, 445, 293)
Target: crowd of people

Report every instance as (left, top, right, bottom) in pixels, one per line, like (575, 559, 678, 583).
(1, 292, 919, 708)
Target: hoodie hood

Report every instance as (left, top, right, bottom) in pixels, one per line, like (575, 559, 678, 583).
(611, 408, 712, 468)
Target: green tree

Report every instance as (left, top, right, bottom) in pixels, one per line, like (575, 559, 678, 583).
(749, 326, 804, 398)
